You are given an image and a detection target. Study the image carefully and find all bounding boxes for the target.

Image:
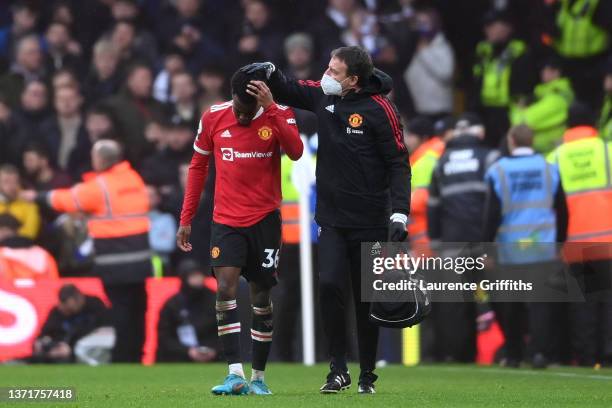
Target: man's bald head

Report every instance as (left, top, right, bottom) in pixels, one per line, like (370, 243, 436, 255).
(91, 139, 122, 172)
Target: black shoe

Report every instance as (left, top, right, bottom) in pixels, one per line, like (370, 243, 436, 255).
(320, 366, 351, 394)
(358, 371, 378, 394)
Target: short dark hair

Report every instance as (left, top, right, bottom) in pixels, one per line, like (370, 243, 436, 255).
(508, 124, 533, 147)
(58, 284, 82, 303)
(231, 67, 266, 105)
(330, 46, 373, 87)
(23, 142, 51, 160)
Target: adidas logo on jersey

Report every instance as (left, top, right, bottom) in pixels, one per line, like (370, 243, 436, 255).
(221, 129, 232, 138)
(325, 105, 335, 113)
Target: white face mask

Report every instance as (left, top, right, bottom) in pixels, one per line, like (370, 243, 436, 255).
(321, 74, 348, 96)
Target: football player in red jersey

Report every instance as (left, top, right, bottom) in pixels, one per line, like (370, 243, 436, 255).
(176, 67, 303, 395)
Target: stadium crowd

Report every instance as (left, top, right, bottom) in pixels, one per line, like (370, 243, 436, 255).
(0, 0, 611, 367)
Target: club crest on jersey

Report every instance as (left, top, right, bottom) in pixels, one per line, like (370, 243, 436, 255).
(348, 113, 363, 128)
(258, 126, 273, 140)
(211, 246, 221, 259)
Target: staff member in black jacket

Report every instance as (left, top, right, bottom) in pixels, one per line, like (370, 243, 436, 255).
(243, 46, 411, 394)
(427, 113, 499, 363)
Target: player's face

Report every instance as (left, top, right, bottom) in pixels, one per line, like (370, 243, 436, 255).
(232, 95, 258, 126)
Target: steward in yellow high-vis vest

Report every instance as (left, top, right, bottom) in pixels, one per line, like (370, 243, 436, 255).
(472, 11, 533, 146)
(553, 0, 609, 59)
(547, 107, 612, 262)
(510, 58, 574, 154)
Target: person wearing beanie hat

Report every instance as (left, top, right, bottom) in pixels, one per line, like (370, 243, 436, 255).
(597, 58, 612, 140)
(156, 258, 218, 363)
(426, 110, 499, 362)
(404, 116, 434, 153)
(510, 55, 574, 154)
(472, 9, 533, 148)
(433, 115, 456, 143)
(547, 100, 612, 367)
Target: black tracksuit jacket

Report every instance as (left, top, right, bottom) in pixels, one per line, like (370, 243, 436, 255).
(268, 68, 411, 228)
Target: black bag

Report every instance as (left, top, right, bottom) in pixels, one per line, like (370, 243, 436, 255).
(368, 272, 431, 328)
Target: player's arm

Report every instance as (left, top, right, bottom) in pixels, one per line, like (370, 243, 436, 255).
(242, 62, 323, 111)
(177, 114, 212, 252)
(248, 80, 303, 160)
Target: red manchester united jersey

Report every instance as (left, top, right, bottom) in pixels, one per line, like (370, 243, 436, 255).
(183, 101, 303, 228)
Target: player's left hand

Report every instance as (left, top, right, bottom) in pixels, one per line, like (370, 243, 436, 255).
(247, 80, 274, 109)
(388, 212, 408, 242)
(176, 225, 192, 252)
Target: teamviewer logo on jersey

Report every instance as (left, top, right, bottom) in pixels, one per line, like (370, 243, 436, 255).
(221, 147, 234, 161)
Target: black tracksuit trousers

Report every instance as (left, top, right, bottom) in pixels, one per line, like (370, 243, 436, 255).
(318, 225, 387, 373)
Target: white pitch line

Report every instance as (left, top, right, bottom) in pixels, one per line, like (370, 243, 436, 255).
(418, 366, 612, 381)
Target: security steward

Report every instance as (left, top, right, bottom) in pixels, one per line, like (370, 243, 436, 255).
(243, 45, 411, 394)
(471, 10, 533, 147)
(548, 103, 612, 367)
(483, 124, 568, 368)
(427, 113, 499, 362)
(21, 139, 151, 362)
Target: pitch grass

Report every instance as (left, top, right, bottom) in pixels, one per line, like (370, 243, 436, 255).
(0, 363, 611, 408)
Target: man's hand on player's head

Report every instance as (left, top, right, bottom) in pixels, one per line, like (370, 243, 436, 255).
(247, 80, 274, 109)
(176, 225, 192, 252)
(241, 62, 275, 79)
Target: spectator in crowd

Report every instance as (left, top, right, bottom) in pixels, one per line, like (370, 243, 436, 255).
(32, 284, 114, 365)
(43, 21, 83, 76)
(510, 57, 574, 154)
(85, 105, 117, 143)
(3, 80, 51, 166)
(0, 34, 46, 108)
(342, 8, 398, 68)
(234, 0, 284, 66)
(39, 85, 89, 175)
(83, 40, 122, 104)
(107, 20, 156, 68)
(284, 33, 317, 81)
(196, 64, 227, 111)
(147, 184, 176, 269)
(167, 71, 199, 128)
(156, 259, 218, 362)
(599, 59, 612, 140)
(404, 8, 455, 122)
(0, 164, 40, 240)
(0, 95, 23, 166)
(548, 103, 612, 367)
(153, 50, 186, 103)
(471, 11, 533, 147)
(543, 0, 612, 105)
(0, 1, 39, 62)
(141, 117, 193, 188)
(428, 113, 499, 363)
(21, 139, 151, 362)
(311, 0, 356, 68)
(158, 0, 223, 73)
(483, 124, 568, 368)
(103, 63, 166, 163)
(0, 213, 58, 281)
(22, 143, 72, 190)
(51, 68, 80, 92)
